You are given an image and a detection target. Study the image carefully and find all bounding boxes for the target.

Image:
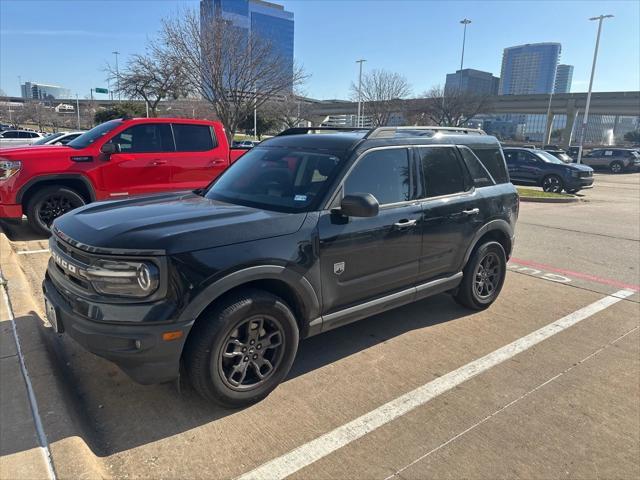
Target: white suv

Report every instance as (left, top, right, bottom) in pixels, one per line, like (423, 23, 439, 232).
(0, 130, 45, 148)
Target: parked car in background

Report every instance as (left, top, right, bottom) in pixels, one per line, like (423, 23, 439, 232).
(580, 148, 640, 173)
(43, 125, 518, 407)
(31, 131, 85, 146)
(503, 147, 594, 193)
(0, 117, 247, 234)
(0, 123, 12, 132)
(566, 146, 580, 159)
(544, 149, 573, 163)
(0, 129, 44, 148)
(233, 139, 260, 149)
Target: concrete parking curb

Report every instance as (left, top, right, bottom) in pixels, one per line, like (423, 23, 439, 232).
(518, 196, 580, 203)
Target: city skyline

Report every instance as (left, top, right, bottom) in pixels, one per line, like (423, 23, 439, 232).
(1, 0, 639, 100)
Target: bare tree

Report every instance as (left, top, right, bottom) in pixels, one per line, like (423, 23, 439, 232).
(262, 91, 313, 130)
(411, 86, 493, 127)
(160, 8, 306, 142)
(107, 47, 187, 117)
(350, 69, 411, 127)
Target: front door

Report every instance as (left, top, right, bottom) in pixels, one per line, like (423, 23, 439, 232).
(100, 123, 175, 198)
(318, 147, 422, 315)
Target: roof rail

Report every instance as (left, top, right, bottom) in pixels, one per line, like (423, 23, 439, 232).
(366, 126, 486, 139)
(277, 126, 369, 136)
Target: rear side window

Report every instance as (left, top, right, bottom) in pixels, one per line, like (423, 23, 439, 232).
(173, 124, 216, 152)
(345, 148, 412, 205)
(110, 124, 174, 153)
(459, 146, 495, 187)
(473, 147, 509, 184)
(418, 147, 469, 198)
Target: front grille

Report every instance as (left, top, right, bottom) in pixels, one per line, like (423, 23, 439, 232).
(49, 235, 94, 294)
(580, 171, 592, 177)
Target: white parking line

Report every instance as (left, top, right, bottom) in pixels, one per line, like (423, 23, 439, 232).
(16, 249, 50, 255)
(236, 289, 635, 480)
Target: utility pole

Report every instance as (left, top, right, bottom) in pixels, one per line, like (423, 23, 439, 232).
(458, 19, 472, 91)
(544, 68, 557, 146)
(112, 51, 121, 102)
(576, 14, 613, 164)
(75, 94, 80, 129)
(356, 59, 366, 128)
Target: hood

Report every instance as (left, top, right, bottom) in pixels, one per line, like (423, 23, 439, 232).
(0, 145, 69, 158)
(54, 192, 308, 255)
(565, 163, 593, 172)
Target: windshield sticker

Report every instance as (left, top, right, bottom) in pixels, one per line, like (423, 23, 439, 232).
(294, 195, 308, 202)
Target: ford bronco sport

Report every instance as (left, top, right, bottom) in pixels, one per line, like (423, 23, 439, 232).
(43, 126, 518, 407)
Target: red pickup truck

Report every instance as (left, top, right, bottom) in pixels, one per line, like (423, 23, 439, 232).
(0, 117, 246, 234)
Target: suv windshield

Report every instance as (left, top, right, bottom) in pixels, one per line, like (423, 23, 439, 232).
(68, 120, 122, 149)
(535, 150, 566, 165)
(33, 132, 63, 145)
(206, 146, 343, 212)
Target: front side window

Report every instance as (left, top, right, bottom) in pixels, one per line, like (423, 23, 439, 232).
(206, 147, 343, 212)
(173, 124, 215, 152)
(344, 148, 411, 205)
(109, 124, 174, 153)
(419, 147, 469, 198)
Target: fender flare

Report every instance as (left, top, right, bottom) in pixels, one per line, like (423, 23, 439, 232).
(16, 174, 96, 204)
(178, 265, 321, 335)
(462, 219, 514, 265)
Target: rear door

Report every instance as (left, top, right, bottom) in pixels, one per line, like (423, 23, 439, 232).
(170, 123, 228, 189)
(417, 146, 482, 282)
(503, 150, 521, 181)
(101, 123, 175, 197)
(518, 151, 545, 184)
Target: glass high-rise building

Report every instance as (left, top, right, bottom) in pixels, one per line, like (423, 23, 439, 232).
(554, 64, 574, 93)
(200, 0, 294, 83)
(444, 69, 500, 96)
(20, 82, 71, 100)
(498, 43, 561, 95)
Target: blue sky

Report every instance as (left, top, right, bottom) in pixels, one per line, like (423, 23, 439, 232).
(1, 0, 638, 100)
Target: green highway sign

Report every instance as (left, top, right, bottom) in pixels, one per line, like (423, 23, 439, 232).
(94, 88, 109, 94)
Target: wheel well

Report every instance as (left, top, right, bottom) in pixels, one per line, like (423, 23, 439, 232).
(21, 178, 93, 209)
(475, 229, 512, 260)
(189, 279, 308, 337)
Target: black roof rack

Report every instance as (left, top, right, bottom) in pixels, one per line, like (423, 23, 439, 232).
(277, 126, 370, 136)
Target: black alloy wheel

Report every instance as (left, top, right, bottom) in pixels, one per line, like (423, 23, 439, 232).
(26, 186, 86, 236)
(217, 315, 285, 390)
(542, 175, 563, 193)
(455, 241, 506, 310)
(473, 252, 500, 300)
(610, 161, 623, 174)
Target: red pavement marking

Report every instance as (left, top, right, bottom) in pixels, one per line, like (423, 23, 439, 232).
(510, 257, 640, 292)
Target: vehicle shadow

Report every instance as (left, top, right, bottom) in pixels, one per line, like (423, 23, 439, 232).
(0, 219, 47, 242)
(9, 294, 471, 458)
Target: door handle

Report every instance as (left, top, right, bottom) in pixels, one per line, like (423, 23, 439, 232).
(393, 219, 417, 229)
(208, 159, 226, 166)
(149, 160, 167, 166)
(462, 208, 480, 216)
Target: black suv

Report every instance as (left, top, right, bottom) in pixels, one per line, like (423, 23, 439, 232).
(43, 126, 518, 407)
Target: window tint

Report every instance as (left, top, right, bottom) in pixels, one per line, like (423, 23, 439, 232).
(459, 147, 494, 187)
(419, 147, 468, 198)
(473, 147, 509, 183)
(109, 124, 174, 153)
(345, 149, 411, 205)
(503, 150, 518, 165)
(2, 132, 19, 138)
(19, 132, 31, 138)
(173, 124, 215, 152)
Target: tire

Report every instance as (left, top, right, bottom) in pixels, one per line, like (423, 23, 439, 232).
(542, 175, 564, 193)
(565, 189, 579, 194)
(609, 161, 624, 174)
(184, 289, 299, 408)
(455, 241, 506, 310)
(26, 186, 86, 236)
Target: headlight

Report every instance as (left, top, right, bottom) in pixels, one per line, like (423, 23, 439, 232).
(0, 160, 21, 180)
(86, 259, 159, 298)
(571, 170, 580, 178)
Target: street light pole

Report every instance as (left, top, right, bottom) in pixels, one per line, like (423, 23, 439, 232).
(544, 68, 557, 146)
(576, 14, 613, 164)
(459, 18, 471, 91)
(112, 51, 121, 102)
(356, 59, 366, 128)
(75, 94, 80, 129)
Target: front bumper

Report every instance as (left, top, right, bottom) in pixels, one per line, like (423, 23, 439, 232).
(0, 203, 22, 219)
(566, 176, 594, 190)
(43, 275, 194, 384)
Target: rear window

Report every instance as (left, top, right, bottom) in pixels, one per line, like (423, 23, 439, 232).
(459, 146, 495, 187)
(418, 147, 470, 198)
(173, 124, 216, 152)
(472, 147, 509, 184)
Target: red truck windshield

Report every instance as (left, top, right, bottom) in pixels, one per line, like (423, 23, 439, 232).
(68, 120, 123, 149)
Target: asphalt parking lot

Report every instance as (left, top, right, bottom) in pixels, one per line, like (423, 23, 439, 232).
(1, 172, 639, 479)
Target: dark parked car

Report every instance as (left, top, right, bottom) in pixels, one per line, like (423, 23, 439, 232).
(43, 126, 518, 407)
(503, 147, 594, 193)
(580, 148, 640, 173)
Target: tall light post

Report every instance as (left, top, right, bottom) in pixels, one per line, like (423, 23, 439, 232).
(75, 93, 81, 129)
(458, 18, 472, 91)
(356, 59, 366, 128)
(544, 68, 558, 146)
(112, 51, 121, 102)
(576, 14, 613, 164)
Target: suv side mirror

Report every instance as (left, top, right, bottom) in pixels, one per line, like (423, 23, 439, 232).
(100, 143, 120, 156)
(339, 193, 379, 218)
